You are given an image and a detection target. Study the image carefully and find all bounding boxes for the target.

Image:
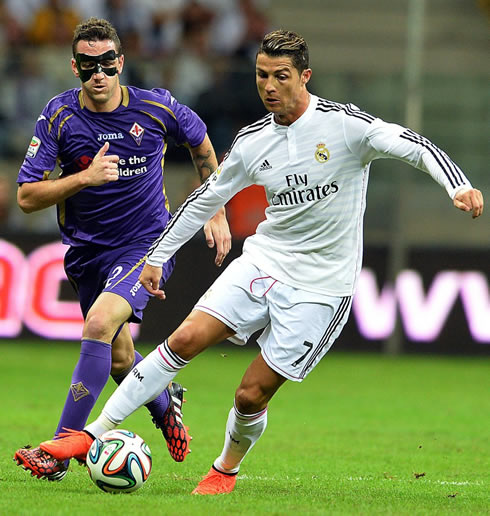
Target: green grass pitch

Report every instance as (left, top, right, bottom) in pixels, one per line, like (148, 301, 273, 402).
(1, 340, 488, 515)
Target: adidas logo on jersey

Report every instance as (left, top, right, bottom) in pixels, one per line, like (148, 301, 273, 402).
(259, 159, 272, 171)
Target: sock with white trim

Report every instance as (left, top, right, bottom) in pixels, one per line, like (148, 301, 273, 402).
(213, 404, 268, 474)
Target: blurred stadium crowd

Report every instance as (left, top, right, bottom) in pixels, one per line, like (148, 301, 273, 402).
(0, 0, 270, 155)
(0, 0, 271, 230)
(0, 0, 487, 241)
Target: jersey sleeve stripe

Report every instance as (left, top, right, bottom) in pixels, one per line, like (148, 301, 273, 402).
(57, 114, 74, 139)
(48, 105, 69, 134)
(222, 114, 272, 162)
(142, 99, 177, 120)
(402, 128, 466, 185)
(344, 103, 376, 122)
(140, 110, 168, 132)
(400, 129, 465, 189)
(316, 99, 375, 124)
(227, 115, 272, 150)
(147, 179, 211, 258)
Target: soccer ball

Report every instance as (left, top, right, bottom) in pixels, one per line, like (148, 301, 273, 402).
(86, 429, 152, 493)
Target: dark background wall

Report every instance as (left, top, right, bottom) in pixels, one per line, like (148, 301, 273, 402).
(1, 233, 488, 355)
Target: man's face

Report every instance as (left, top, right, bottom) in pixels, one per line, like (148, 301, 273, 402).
(71, 39, 124, 107)
(255, 53, 311, 124)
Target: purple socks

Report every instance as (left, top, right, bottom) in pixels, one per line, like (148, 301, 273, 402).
(54, 341, 170, 440)
(54, 339, 112, 437)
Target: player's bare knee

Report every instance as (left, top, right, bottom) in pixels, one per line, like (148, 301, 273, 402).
(168, 321, 200, 358)
(84, 309, 125, 343)
(234, 385, 265, 414)
(84, 311, 114, 341)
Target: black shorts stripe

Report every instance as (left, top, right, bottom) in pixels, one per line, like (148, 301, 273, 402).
(300, 296, 352, 378)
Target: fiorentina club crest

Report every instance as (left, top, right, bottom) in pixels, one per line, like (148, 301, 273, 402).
(70, 381, 90, 402)
(129, 122, 145, 146)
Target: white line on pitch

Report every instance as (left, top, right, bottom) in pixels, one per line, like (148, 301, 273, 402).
(238, 475, 482, 486)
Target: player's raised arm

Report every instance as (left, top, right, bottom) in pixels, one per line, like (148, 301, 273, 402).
(188, 134, 232, 266)
(17, 142, 119, 213)
(346, 115, 484, 213)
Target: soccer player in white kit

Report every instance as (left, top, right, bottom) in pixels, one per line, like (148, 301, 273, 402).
(18, 30, 483, 494)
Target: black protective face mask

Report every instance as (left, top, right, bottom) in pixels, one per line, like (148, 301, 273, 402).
(75, 50, 120, 83)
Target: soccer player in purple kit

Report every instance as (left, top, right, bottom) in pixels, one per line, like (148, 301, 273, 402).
(14, 17, 231, 480)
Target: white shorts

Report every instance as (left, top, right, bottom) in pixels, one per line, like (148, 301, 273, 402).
(194, 255, 352, 382)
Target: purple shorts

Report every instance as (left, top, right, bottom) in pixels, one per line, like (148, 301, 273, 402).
(64, 239, 175, 323)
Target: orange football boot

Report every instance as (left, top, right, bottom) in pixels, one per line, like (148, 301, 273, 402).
(40, 429, 94, 462)
(191, 466, 237, 495)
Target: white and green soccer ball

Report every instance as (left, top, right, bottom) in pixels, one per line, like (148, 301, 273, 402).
(86, 429, 152, 493)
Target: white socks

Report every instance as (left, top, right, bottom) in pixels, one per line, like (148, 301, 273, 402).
(84, 338, 268, 477)
(213, 403, 268, 474)
(85, 340, 188, 437)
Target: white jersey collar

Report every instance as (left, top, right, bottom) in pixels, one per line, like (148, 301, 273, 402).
(271, 93, 318, 133)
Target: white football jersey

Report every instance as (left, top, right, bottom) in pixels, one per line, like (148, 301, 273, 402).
(147, 94, 472, 296)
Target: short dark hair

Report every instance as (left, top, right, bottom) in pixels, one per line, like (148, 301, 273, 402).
(257, 30, 309, 74)
(72, 17, 122, 57)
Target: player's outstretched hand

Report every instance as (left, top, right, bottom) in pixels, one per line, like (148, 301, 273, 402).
(453, 188, 484, 219)
(140, 262, 166, 300)
(203, 207, 232, 267)
(84, 142, 120, 186)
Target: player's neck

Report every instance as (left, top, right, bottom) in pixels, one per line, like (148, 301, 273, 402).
(274, 91, 310, 126)
(82, 86, 123, 113)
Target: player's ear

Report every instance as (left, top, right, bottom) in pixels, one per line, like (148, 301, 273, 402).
(71, 58, 79, 78)
(300, 70, 311, 86)
(117, 54, 125, 74)
(301, 68, 312, 85)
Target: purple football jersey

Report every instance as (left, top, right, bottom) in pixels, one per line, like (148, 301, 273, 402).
(17, 86, 207, 247)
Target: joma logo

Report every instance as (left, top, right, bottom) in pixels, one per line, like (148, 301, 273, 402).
(97, 132, 124, 141)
